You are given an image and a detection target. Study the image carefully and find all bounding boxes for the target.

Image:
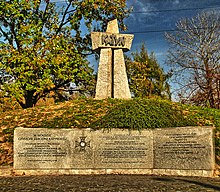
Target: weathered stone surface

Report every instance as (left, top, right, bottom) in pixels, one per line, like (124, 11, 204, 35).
(14, 128, 154, 170)
(71, 129, 94, 169)
(91, 32, 134, 51)
(153, 126, 215, 170)
(94, 129, 153, 169)
(14, 128, 72, 169)
(14, 126, 215, 177)
(91, 19, 133, 99)
(114, 49, 131, 98)
(95, 48, 112, 99)
(106, 19, 119, 33)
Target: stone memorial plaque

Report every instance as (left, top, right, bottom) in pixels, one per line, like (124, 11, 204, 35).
(14, 126, 215, 176)
(153, 126, 215, 170)
(94, 130, 153, 169)
(14, 128, 72, 169)
(71, 129, 94, 169)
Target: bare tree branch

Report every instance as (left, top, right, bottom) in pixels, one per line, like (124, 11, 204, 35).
(166, 11, 220, 108)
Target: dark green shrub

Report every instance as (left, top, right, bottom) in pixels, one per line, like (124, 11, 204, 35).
(90, 98, 196, 130)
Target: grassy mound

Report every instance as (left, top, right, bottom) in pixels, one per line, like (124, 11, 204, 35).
(90, 98, 197, 129)
(0, 97, 220, 166)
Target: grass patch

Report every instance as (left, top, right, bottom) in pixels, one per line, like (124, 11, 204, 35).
(90, 98, 197, 130)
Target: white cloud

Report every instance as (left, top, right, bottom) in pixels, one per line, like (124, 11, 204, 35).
(135, 0, 155, 13)
(129, 1, 157, 15)
(173, 0, 180, 5)
(126, 0, 158, 31)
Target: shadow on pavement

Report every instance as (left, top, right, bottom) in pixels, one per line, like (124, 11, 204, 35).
(178, 178, 220, 191)
(153, 177, 220, 191)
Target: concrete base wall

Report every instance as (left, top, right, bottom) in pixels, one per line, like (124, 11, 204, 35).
(14, 127, 215, 177)
(14, 169, 214, 177)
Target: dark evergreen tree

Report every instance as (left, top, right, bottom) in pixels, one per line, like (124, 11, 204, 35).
(125, 44, 171, 99)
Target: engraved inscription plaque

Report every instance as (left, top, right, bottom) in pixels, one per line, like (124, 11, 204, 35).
(153, 127, 215, 170)
(94, 130, 153, 168)
(14, 128, 71, 169)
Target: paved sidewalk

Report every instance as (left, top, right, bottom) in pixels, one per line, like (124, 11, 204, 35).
(1, 175, 220, 192)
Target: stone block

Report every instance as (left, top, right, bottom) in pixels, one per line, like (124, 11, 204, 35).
(14, 126, 215, 177)
(91, 19, 133, 99)
(94, 48, 112, 99)
(93, 129, 153, 169)
(91, 32, 134, 51)
(113, 49, 131, 98)
(14, 128, 72, 169)
(153, 126, 215, 170)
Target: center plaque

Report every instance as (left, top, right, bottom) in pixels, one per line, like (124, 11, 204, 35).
(94, 130, 153, 168)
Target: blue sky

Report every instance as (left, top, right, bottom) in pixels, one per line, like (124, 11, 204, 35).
(123, 0, 220, 71)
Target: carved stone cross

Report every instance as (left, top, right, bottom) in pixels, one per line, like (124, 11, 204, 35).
(91, 19, 134, 99)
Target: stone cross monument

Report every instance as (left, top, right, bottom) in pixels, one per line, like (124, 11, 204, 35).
(91, 19, 134, 99)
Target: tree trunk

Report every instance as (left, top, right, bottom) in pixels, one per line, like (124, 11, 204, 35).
(18, 90, 37, 109)
(208, 90, 216, 109)
(204, 60, 216, 108)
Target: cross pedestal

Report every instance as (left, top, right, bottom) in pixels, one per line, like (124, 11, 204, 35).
(91, 19, 134, 99)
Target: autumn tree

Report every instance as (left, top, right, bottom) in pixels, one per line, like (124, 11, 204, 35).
(0, 0, 130, 108)
(125, 44, 171, 99)
(166, 11, 220, 108)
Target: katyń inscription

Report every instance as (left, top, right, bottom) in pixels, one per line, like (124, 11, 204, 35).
(91, 19, 134, 99)
(101, 34, 125, 47)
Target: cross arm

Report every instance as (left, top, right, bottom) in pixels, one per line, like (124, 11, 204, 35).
(91, 32, 134, 52)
